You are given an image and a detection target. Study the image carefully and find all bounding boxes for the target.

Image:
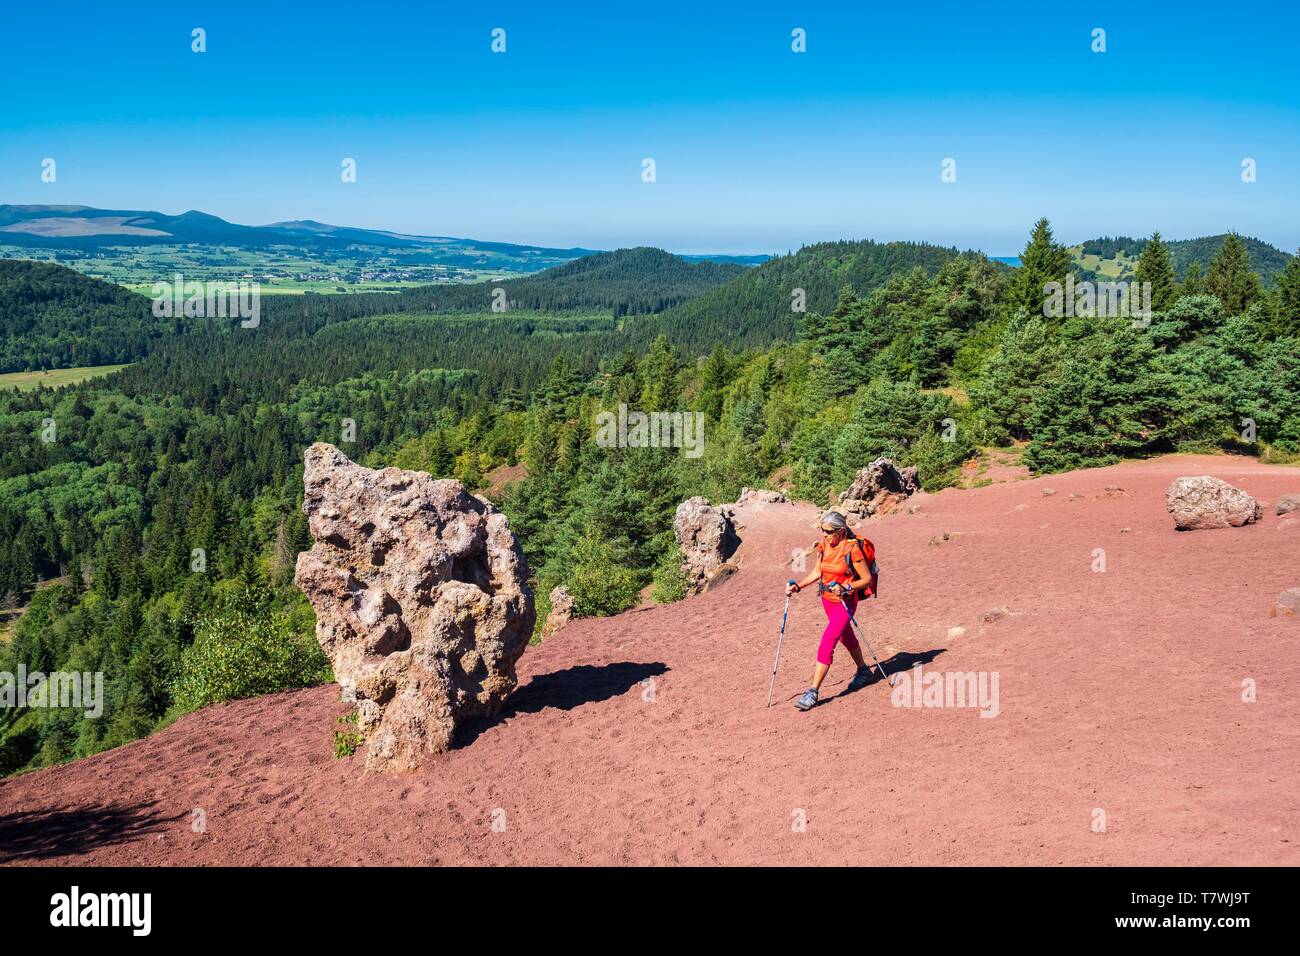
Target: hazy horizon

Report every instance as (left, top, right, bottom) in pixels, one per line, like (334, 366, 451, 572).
(1, 202, 1282, 262)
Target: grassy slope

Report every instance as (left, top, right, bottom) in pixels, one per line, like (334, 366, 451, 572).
(1072, 234, 1293, 285)
(0, 364, 129, 391)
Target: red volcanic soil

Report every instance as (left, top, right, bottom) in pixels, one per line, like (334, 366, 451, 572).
(3, 454, 1298, 866)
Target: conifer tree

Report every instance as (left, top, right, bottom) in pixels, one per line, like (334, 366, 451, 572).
(1271, 250, 1300, 337)
(639, 335, 680, 411)
(1206, 234, 1261, 314)
(1134, 232, 1177, 312)
(698, 345, 731, 422)
(271, 519, 296, 586)
(1009, 218, 1071, 320)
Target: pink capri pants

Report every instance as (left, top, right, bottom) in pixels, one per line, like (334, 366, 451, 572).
(817, 594, 860, 666)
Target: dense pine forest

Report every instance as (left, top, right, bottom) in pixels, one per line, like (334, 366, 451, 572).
(2, 221, 1299, 774)
(633, 239, 972, 351)
(402, 246, 748, 315)
(0, 260, 185, 372)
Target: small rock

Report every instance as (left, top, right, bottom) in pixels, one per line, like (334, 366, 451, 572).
(1272, 588, 1300, 617)
(947, 626, 967, 639)
(1042, 488, 1056, 497)
(702, 563, 739, 592)
(1119, 527, 1131, 534)
(1166, 476, 1262, 531)
(1276, 494, 1300, 516)
(982, 606, 1011, 624)
(1015, 504, 1027, 511)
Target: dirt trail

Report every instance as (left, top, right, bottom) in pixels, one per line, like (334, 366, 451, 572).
(2, 454, 1298, 866)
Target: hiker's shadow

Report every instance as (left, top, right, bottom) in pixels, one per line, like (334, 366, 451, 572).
(835, 647, 946, 699)
(454, 661, 669, 747)
(0, 800, 176, 863)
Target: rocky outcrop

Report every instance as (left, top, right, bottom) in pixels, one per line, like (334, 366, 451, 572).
(294, 443, 534, 771)
(736, 487, 788, 507)
(673, 496, 740, 594)
(839, 458, 920, 518)
(1166, 476, 1262, 531)
(542, 585, 575, 639)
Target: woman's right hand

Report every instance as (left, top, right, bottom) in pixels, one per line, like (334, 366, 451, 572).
(786, 581, 799, 596)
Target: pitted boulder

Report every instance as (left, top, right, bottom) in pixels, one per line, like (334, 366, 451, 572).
(673, 496, 740, 594)
(294, 443, 534, 771)
(1165, 476, 1262, 531)
(839, 457, 920, 518)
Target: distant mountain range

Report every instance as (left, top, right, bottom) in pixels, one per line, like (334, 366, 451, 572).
(0, 203, 592, 252)
(3, 204, 1294, 301)
(0, 205, 767, 273)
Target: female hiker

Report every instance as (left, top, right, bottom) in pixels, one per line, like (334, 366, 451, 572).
(784, 511, 879, 710)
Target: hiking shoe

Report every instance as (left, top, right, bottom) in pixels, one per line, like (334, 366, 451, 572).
(794, 688, 819, 711)
(846, 666, 874, 691)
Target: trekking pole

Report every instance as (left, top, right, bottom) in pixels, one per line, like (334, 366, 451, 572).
(766, 580, 796, 707)
(841, 588, 894, 688)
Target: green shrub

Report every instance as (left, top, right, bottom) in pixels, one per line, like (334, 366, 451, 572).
(788, 378, 974, 493)
(530, 586, 553, 643)
(650, 552, 690, 604)
(969, 313, 1061, 444)
(170, 590, 331, 714)
(1023, 322, 1177, 472)
(568, 538, 643, 617)
(333, 710, 362, 759)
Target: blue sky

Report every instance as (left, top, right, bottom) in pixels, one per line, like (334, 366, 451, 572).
(2, 0, 1297, 254)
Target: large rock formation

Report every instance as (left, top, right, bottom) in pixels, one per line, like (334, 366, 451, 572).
(1165, 476, 1262, 531)
(839, 457, 920, 518)
(294, 443, 534, 771)
(673, 496, 740, 594)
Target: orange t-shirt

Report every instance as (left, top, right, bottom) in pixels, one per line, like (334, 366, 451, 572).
(815, 536, 876, 599)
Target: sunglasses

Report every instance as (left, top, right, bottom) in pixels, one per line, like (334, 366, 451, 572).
(820, 526, 842, 535)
